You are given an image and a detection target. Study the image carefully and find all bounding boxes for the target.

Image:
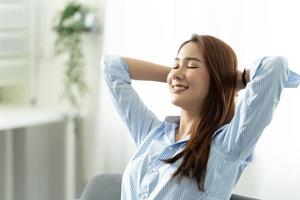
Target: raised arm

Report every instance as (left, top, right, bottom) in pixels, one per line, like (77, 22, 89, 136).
(101, 55, 171, 147)
(214, 56, 300, 161)
(123, 57, 171, 82)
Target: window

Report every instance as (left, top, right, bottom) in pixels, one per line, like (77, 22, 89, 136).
(0, 0, 35, 103)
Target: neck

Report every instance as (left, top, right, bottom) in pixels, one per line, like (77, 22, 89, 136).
(176, 109, 201, 141)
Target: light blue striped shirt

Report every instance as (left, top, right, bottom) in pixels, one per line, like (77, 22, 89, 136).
(101, 55, 300, 200)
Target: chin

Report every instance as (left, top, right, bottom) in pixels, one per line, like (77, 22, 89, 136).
(170, 98, 185, 108)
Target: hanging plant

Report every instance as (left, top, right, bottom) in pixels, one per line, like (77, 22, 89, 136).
(53, 1, 93, 112)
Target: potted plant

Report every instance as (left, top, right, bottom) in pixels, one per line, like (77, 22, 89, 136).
(53, 1, 97, 113)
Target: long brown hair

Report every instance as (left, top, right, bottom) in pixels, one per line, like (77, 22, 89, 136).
(162, 34, 238, 191)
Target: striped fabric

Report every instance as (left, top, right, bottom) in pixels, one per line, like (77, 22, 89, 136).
(101, 55, 300, 200)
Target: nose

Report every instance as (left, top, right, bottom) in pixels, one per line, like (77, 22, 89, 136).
(172, 66, 185, 80)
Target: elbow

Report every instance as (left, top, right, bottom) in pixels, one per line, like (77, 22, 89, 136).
(264, 56, 289, 81)
(100, 54, 119, 80)
(100, 55, 132, 84)
(100, 54, 111, 76)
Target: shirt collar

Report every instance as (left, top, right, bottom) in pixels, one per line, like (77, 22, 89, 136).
(164, 116, 191, 144)
(164, 116, 228, 144)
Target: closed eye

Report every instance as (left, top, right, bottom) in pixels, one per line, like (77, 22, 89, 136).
(173, 58, 201, 69)
(172, 66, 198, 69)
(187, 66, 199, 69)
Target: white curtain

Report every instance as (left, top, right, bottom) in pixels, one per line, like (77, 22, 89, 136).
(90, 0, 300, 199)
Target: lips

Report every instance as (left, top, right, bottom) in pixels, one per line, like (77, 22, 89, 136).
(171, 84, 189, 93)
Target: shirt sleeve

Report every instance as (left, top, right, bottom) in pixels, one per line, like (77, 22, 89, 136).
(101, 55, 162, 147)
(215, 56, 300, 161)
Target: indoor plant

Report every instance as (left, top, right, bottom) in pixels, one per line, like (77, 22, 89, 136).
(53, 1, 95, 112)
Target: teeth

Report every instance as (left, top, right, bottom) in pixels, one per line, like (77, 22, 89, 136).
(173, 85, 188, 89)
(172, 85, 188, 92)
(175, 86, 186, 89)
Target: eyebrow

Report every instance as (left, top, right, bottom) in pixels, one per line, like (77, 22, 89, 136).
(174, 57, 204, 63)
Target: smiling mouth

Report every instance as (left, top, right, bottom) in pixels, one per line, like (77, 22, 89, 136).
(172, 85, 189, 93)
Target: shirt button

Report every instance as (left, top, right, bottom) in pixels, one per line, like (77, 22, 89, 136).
(150, 168, 157, 173)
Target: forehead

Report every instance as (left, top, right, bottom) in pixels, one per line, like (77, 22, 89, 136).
(178, 42, 203, 59)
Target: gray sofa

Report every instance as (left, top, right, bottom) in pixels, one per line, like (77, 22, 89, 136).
(80, 173, 259, 200)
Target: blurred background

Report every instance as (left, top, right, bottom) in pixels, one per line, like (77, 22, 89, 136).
(0, 0, 299, 199)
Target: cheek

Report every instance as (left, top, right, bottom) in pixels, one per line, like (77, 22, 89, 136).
(199, 74, 210, 89)
(200, 73, 210, 87)
(192, 74, 210, 95)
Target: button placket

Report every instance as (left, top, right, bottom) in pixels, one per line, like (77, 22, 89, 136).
(139, 178, 150, 199)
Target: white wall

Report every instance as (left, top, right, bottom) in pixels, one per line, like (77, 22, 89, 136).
(98, 0, 300, 199)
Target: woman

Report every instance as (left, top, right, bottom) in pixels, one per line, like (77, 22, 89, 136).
(101, 34, 300, 200)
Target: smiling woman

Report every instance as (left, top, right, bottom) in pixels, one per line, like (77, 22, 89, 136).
(162, 35, 239, 193)
(100, 34, 300, 200)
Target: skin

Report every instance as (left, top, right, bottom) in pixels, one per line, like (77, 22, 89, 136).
(167, 42, 210, 141)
